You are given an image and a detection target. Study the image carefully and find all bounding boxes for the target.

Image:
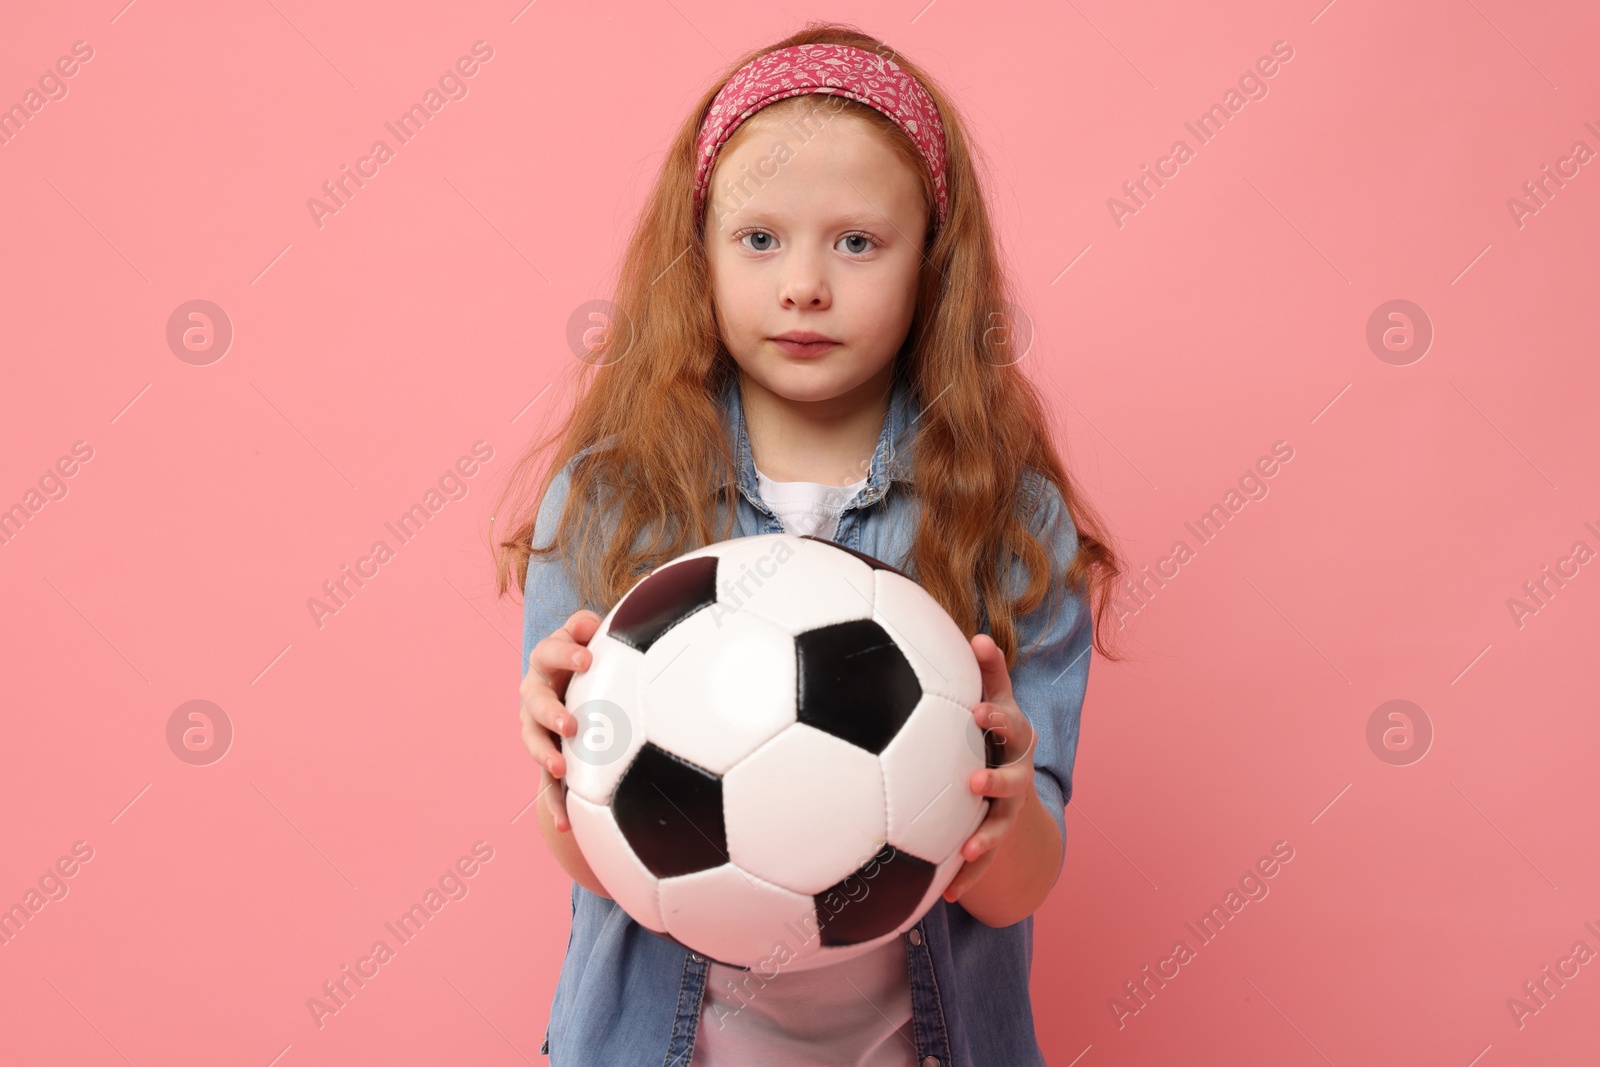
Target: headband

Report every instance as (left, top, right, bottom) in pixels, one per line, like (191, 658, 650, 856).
(692, 43, 949, 236)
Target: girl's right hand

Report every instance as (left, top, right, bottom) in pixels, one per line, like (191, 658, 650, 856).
(521, 608, 604, 833)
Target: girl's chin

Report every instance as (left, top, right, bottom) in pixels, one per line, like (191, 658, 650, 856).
(759, 361, 842, 385)
(736, 354, 890, 406)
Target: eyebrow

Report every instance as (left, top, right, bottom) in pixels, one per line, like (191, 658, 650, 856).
(728, 208, 889, 229)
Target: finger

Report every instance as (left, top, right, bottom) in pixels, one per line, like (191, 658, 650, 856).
(567, 609, 604, 643)
(519, 673, 573, 739)
(529, 609, 602, 661)
(528, 687, 578, 738)
(538, 768, 571, 833)
(949, 800, 1000, 872)
(529, 614, 604, 685)
(969, 762, 1030, 799)
(962, 804, 1018, 860)
(550, 774, 570, 833)
(525, 611, 605, 714)
(546, 610, 604, 670)
(943, 849, 992, 901)
(522, 717, 566, 776)
(971, 633, 1015, 704)
(974, 703, 1036, 772)
(522, 691, 572, 761)
(532, 632, 591, 690)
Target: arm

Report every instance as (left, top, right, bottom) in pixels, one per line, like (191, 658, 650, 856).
(944, 473, 1092, 927)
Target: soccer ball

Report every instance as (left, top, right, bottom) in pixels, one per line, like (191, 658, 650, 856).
(559, 533, 996, 972)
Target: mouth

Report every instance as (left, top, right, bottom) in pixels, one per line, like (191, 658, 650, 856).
(769, 334, 840, 357)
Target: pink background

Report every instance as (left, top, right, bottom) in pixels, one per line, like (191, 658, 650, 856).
(2, 1, 1596, 1063)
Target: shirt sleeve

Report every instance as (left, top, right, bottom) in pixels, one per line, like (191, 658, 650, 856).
(1003, 469, 1094, 889)
(521, 459, 586, 675)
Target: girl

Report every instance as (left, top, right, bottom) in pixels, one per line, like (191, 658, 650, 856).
(495, 22, 1123, 1067)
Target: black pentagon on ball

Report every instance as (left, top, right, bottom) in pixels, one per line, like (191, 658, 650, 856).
(795, 618, 922, 754)
(815, 844, 936, 947)
(798, 534, 911, 580)
(611, 742, 728, 878)
(607, 555, 719, 653)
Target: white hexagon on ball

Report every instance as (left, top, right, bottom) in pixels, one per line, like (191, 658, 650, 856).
(723, 723, 886, 896)
(638, 605, 798, 776)
(879, 693, 989, 862)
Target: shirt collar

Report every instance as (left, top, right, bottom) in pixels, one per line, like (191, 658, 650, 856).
(716, 371, 920, 500)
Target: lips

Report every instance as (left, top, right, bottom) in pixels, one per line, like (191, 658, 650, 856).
(772, 339, 837, 356)
(770, 333, 839, 357)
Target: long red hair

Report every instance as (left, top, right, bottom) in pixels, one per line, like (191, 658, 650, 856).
(492, 22, 1126, 669)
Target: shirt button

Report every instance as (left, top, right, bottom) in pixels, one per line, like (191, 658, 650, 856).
(908, 929, 923, 946)
(691, 953, 705, 963)
(921, 1058, 940, 1067)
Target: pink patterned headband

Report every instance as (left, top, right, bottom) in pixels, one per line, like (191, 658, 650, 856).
(692, 43, 949, 235)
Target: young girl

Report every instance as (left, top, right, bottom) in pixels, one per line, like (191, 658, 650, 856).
(496, 23, 1123, 1066)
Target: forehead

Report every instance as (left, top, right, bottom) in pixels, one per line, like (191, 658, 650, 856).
(709, 104, 927, 223)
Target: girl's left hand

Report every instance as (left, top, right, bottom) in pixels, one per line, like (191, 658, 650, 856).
(943, 632, 1037, 903)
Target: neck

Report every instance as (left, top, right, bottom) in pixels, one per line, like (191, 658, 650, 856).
(739, 366, 893, 487)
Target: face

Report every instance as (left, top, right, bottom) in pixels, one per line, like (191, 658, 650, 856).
(702, 101, 928, 408)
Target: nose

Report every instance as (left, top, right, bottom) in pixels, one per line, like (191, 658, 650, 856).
(778, 245, 831, 310)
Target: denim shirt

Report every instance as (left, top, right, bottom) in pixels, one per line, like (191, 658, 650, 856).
(521, 373, 1094, 1067)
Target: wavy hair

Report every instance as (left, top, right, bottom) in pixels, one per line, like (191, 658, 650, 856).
(492, 21, 1126, 668)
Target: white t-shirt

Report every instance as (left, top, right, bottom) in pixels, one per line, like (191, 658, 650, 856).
(753, 466, 869, 543)
(690, 465, 917, 1067)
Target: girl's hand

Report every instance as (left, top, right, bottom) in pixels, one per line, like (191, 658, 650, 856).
(943, 632, 1038, 903)
(520, 608, 604, 833)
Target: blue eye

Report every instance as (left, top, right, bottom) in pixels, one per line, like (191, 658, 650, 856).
(733, 230, 877, 254)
